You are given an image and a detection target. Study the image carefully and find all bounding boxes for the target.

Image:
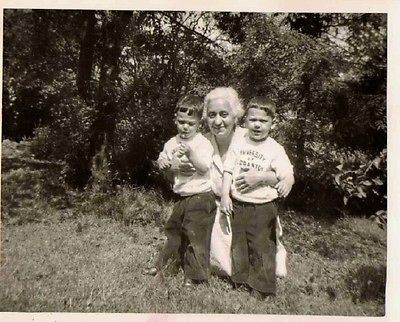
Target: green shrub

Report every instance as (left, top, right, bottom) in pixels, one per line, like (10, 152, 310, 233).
(77, 186, 172, 227)
(28, 77, 95, 187)
(333, 149, 386, 218)
(336, 217, 386, 243)
(29, 126, 53, 159)
(1, 167, 62, 224)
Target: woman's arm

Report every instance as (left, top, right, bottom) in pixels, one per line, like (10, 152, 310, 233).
(271, 144, 295, 198)
(234, 169, 278, 193)
(220, 171, 233, 216)
(169, 156, 196, 177)
(275, 175, 295, 198)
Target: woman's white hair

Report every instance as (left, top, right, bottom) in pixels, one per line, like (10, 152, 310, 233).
(204, 87, 244, 120)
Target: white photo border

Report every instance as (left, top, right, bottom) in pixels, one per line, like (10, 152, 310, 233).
(1, 1, 399, 321)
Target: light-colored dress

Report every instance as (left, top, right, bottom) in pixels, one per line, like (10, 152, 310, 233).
(205, 132, 233, 276)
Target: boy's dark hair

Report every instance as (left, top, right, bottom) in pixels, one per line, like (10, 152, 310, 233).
(175, 95, 204, 119)
(244, 96, 276, 118)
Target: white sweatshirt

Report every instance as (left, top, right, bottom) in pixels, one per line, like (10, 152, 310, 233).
(224, 132, 293, 204)
(158, 133, 213, 196)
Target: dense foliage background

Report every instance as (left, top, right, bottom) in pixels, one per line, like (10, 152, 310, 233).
(2, 10, 387, 220)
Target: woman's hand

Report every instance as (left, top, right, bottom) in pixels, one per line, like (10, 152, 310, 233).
(158, 158, 171, 171)
(235, 169, 278, 193)
(220, 195, 233, 233)
(170, 156, 196, 176)
(220, 195, 233, 216)
(275, 178, 293, 198)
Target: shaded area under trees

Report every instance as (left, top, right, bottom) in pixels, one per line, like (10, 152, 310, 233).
(2, 10, 387, 219)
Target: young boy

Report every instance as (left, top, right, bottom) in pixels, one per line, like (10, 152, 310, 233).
(153, 95, 216, 287)
(220, 96, 294, 298)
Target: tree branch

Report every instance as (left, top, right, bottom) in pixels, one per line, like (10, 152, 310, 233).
(162, 12, 227, 52)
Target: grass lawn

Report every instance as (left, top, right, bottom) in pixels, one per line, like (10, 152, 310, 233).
(0, 140, 386, 314)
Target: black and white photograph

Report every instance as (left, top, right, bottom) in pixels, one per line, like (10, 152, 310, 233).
(0, 1, 397, 319)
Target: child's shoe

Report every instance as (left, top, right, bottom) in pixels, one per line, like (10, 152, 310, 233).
(149, 271, 165, 287)
(143, 267, 158, 276)
(183, 278, 208, 288)
(183, 278, 196, 288)
(231, 281, 249, 291)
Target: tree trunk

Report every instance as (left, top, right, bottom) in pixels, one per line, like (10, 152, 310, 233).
(296, 72, 312, 175)
(77, 10, 97, 102)
(89, 11, 132, 178)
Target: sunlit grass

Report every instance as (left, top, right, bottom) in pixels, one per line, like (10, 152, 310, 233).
(0, 140, 386, 314)
(0, 213, 386, 314)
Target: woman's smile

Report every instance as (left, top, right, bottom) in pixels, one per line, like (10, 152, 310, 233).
(206, 98, 236, 138)
(213, 125, 226, 132)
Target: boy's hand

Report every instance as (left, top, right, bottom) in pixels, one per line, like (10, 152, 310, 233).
(275, 179, 293, 198)
(235, 168, 263, 193)
(177, 142, 191, 157)
(158, 158, 171, 171)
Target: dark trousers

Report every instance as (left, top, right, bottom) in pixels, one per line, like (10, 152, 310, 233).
(231, 200, 277, 294)
(156, 191, 216, 281)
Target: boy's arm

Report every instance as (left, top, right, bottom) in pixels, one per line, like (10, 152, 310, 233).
(156, 145, 174, 183)
(180, 138, 213, 175)
(158, 140, 183, 182)
(157, 140, 173, 171)
(187, 148, 210, 175)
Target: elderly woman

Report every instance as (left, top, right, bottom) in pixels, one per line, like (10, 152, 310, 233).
(145, 87, 287, 287)
(202, 87, 286, 279)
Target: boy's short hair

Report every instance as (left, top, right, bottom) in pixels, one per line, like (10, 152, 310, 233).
(245, 96, 276, 118)
(175, 95, 204, 119)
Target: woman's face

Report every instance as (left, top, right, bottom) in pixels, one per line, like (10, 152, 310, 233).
(206, 98, 236, 138)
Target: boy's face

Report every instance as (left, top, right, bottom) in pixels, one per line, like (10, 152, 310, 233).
(175, 111, 200, 140)
(245, 107, 273, 141)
